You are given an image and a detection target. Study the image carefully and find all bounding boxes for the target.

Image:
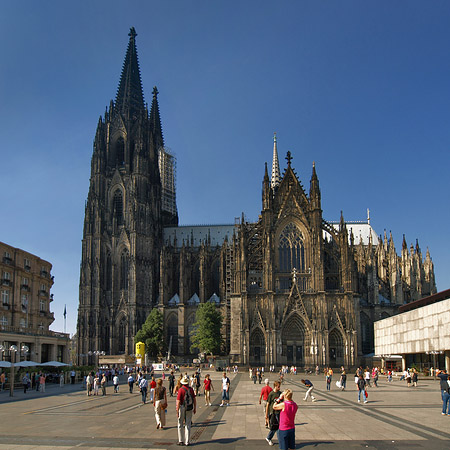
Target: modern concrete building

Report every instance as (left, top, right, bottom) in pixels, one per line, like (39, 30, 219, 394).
(0, 241, 70, 363)
(374, 289, 450, 372)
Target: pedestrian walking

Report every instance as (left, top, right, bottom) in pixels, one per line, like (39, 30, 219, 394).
(70, 369, 76, 384)
(0, 372, 5, 391)
(149, 375, 157, 402)
(326, 368, 332, 391)
(259, 379, 273, 427)
(220, 372, 231, 407)
(113, 374, 119, 393)
(139, 375, 148, 404)
(203, 373, 214, 406)
(265, 381, 281, 446)
(176, 375, 196, 446)
(301, 378, 316, 401)
(339, 371, 347, 390)
(357, 375, 367, 403)
(59, 372, 64, 387)
(128, 374, 134, 393)
(93, 374, 100, 395)
(154, 379, 167, 429)
(412, 370, 418, 387)
(437, 370, 450, 415)
(273, 389, 298, 450)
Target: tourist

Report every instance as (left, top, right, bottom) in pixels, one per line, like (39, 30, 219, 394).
(101, 373, 107, 395)
(364, 369, 371, 387)
(39, 373, 46, 393)
(59, 372, 64, 387)
(149, 375, 156, 402)
(154, 379, 167, 429)
(437, 369, 449, 401)
(127, 373, 134, 393)
(340, 371, 347, 390)
(259, 379, 273, 427)
(113, 373, 119, 393)
(70, 369, 76, 384)
(86, 372, 93, 396)
(273, 389, 298, 450)
(220, 372, 231, 407)
(93, 373, 100, 395)
(139, 375, 148, 404)
(168, 370, 175, 397)
(357, 375, 367, 403)
(0, 371, 5, 391)
(301, 378, 316, 402)
(176, 375, 196, 446)
(22, 373, 30, 393)
(326, 368, 332, 391)
(265, 381, 281, 446)
(438, 372, 450, 415)
(203, 373, 214, 406)
(406, 370, 412, 387)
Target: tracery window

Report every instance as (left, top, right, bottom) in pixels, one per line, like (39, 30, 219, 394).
(278, 223, 305, 273)
(116, 137, 125, 166)
(120, 250, 129, 290)
(113, 190, 124, 225)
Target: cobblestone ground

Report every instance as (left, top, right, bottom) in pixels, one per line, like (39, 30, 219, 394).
(0, 371, 449, 449)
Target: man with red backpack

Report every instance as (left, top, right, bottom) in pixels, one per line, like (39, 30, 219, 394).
(176, 375, 197, 446)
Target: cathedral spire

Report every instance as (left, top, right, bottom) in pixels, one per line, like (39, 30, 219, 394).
(271, 133, 281, 189)
(150, 86, 164, 149)
(115, 27, 145, 118)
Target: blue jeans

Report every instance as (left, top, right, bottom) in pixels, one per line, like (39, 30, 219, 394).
(442, 391, 450, 414)
(267, 428, 278, 442)
(358, 389, 366, 402)
(278, 428, 295, 450)
(141, 386, 147, 403)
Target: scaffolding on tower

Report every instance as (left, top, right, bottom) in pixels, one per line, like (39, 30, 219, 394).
(158, 147, 178, 217)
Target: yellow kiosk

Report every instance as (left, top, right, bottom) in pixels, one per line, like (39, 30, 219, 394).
(135, 342, 145, 366)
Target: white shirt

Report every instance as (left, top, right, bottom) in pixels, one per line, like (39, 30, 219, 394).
(113, 375, 119, 385)
(222, 377, 229, 390)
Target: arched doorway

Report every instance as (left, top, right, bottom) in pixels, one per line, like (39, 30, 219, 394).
(329, 329, 344, 366)
(281, 314, 307, 366)
(249, 328, 265, 366)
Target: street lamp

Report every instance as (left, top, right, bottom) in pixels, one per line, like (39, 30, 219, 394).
(9, 345, 18, 397)
(88, 350, 105, 368)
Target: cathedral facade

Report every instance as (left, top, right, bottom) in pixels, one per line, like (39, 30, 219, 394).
(77, 29, 436, 367)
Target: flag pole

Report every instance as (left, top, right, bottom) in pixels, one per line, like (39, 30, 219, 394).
(64, 304, 67, 334)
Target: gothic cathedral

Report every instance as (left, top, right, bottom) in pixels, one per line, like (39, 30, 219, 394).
(77, 29, 436, 367)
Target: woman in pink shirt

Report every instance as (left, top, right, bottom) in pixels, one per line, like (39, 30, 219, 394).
(273, 389, 298, 450)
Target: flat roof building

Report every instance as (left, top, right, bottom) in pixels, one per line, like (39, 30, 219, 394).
(375, 289, 450, 372)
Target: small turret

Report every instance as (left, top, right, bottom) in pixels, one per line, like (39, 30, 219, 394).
(271, 133, 281, 190)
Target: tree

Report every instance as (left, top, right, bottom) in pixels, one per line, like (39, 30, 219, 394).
(135, 308, 166, 359)
(190, 302, 223, 355)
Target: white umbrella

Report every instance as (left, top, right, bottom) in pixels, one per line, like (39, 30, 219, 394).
(0, 361, 11, 368)
(40, 361, 70, 367)
(15, 361, 39, 367)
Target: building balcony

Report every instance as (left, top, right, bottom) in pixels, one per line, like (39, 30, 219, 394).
(39, 290, 48, 297)
(24, 265, 31, 272)
(0, 324, 69, 339)
(21, 284, 30, 292)
(2, 256, 13, 265)
(2, 303, 10, 310)
(40, 270, 49, 278)
(1, 279, 11, 286)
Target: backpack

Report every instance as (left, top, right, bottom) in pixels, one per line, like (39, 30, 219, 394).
(182, 385, 194, 411)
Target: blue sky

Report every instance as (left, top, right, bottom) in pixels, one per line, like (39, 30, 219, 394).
(1, 1, 449, 336)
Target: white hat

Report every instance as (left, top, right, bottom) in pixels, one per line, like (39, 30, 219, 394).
(181, 375, 189, 385)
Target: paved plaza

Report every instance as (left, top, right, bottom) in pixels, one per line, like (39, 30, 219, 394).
(0, 370, 449, 450)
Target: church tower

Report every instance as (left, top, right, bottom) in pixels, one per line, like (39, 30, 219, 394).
(77, 28, 175, 364)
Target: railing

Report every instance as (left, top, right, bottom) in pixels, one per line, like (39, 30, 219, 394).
(0, 324, 69, 338)
(1, 279, 11, 286)
(2, 257, 13, 265)
(21, 284, 30, 291)
(275, 272, 312, 293)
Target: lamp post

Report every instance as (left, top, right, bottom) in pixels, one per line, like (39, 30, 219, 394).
(9, 345, 18, 397)
(88, 350, 105, 368)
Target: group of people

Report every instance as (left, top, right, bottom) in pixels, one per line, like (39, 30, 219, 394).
(259, 379, 298, 450)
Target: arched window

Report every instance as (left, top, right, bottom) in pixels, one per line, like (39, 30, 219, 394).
(279, 223, 305, 272)
(113, 190, 124, 225)
(116, 137, 125, 166)
(120, 250, 129, 290)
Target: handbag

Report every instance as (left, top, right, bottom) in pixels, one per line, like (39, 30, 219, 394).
(269, 412, 279, 431)
(365, 390, 368, 399)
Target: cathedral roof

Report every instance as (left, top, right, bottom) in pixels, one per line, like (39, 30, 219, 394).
(163, 224, 236, 248)
(325, 221, 379, 245)
(115, 27, 145, 117)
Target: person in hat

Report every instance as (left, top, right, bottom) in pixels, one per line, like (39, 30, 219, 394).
(176, 375, 196, 446)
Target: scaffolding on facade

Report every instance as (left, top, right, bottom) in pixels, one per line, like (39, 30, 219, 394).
(158, 147, 177, 217)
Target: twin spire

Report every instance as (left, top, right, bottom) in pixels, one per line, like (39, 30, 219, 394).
(271, 133, 281, 189)
(115, 27, 145, 117)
